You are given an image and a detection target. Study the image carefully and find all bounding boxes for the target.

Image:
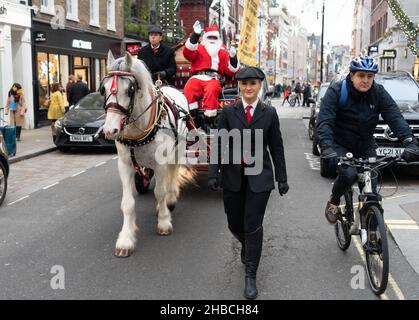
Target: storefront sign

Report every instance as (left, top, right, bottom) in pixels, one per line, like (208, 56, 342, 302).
(126, 44, 141, 55)
(72, 40, 92, 50)
(0, 5, 7, 16)
(368, 45, 379, 55)
(34, 32, 47, 42)
(383, 49, 397, 59)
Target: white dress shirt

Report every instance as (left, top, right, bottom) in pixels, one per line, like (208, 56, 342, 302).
(241, 98, 259, 117)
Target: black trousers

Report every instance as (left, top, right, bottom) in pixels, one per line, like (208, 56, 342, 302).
(330, 144, 378, 203)
(223, 175, 271, 235)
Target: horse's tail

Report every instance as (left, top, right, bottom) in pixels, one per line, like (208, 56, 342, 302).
(176, 165, 197, 189)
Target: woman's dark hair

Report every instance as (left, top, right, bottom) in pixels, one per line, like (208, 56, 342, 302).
(8, 83, 22, 102)
(52, 83, 60, 93)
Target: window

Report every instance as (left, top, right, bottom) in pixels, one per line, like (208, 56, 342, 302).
(90, 0, 99, 27)
(66, 0, 78, 21)
(40, 0, 55, 15)
(107, 0, 116, 31)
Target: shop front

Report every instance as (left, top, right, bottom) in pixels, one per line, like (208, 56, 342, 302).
(32, 22, 121, 127)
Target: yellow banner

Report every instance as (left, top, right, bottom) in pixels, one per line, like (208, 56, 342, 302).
(238, 0, 260, 67)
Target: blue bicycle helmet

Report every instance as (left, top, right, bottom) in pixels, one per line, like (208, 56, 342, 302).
(349, 56, 379, 73)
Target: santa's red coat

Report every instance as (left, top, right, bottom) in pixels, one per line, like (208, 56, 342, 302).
(183, 40, 239, 77)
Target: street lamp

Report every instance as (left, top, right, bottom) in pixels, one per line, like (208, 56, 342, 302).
(320, 0, 325, 83)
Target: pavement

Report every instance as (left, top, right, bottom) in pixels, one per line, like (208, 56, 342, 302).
(9, 126, 57, 164)
(273, 98, 419, 278)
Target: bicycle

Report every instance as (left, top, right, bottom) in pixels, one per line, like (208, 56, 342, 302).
(334, 153, 403, 295)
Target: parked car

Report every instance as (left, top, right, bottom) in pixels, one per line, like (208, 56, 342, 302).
(0, 131, 10, 206)
(309, 82, 330, 156)
(54, 93, 115, 151)
(312, 71, 419, 177)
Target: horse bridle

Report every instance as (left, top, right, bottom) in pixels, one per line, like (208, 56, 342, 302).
(100, 71, 140, 119)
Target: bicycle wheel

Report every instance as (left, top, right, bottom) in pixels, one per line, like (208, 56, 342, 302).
(365, 206, 389, 295)
(335, 192, 353, 251)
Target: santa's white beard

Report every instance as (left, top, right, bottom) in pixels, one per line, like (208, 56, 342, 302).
(202, 38, 222, 57)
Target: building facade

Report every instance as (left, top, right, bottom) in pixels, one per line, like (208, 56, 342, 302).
(31, 0, 124, 127)
(351, 0, 371, 57)
(0, 0, 34, 128)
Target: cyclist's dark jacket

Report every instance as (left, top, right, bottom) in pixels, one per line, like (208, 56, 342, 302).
(317, 75, 413, 155)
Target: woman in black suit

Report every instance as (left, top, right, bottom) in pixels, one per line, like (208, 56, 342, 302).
(208, 67, 289, 299)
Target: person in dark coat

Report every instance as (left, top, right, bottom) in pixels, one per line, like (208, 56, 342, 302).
(317, 55, 419, 224)
(69, 75, 90, 106)
(302, 82, 312, 107)
(139, 25, 177, 85)
(208, 67, 289, 300)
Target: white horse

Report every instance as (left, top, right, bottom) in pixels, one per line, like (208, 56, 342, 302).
(102, 51, 194, 257)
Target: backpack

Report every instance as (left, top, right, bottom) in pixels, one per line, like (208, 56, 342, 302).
(338, 79, 348, 111)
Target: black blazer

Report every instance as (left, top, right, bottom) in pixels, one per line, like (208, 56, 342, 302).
(139, 43, 177, 84)
(69, 81, 90, 106)
(208, 100, 287, 193)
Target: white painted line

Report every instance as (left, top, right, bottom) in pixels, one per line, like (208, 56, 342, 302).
(72, 170, 86, 177)
(386, 220, 417, 225)
(387, 225, 419, 231)
(7, 195, 30, 206)
(384, 194, 411, 201)
(95, 162, 106, 167)
(43, 182, 59, 190)
(112, 156, 119, 160)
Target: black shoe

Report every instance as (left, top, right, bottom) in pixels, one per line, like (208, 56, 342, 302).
(244, 227, 263, 300)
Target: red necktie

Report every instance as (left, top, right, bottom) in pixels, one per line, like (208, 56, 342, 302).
(245, 105, 253, 124)
(152, 47, 158, 55)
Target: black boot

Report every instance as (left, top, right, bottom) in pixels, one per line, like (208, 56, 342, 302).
(203, 115, 217, 134)
(244, 226, 263, 300)
(16, 126, 22, 141)
(232, 233, 245, 264)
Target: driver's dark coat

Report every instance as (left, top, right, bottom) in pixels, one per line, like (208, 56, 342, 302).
(208, 100, 287, 193)
(317, 75, 413, 154)
(139, 43, 177, 84)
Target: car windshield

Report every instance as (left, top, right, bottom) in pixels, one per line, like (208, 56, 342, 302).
(74, 94, 104, 110)
(375, 75, 419, 102)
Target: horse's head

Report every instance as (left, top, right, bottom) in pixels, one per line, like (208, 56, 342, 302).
(102, 51, 141, 140)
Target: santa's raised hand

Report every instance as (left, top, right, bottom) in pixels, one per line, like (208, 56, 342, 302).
(193, 21, 203, 35)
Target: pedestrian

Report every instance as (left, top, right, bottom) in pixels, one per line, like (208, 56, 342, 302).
(282, 85, 291, 106)
(294, 82, 302, 106)
(303, 82, 312, 107)
(69, 74, 90, 106)
(4, 83, 27, 141)
(208, 66, 289, 300)
(139, 25, 177, 85)
(65, 75, 75, 109)
(48, 83, 65, 139)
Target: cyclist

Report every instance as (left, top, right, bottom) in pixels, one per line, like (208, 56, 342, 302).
(317, 55, 419, 225)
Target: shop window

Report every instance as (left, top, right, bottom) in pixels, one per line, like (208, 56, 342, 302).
(95, 58, 101, 90)
(60, 55, 69, 105)
(101, 59, 107, 80)
(37, 52, 49, 110)
(74, 56, 90, 89)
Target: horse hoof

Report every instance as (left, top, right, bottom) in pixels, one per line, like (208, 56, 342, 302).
(167, 204, 176, 212)
(158, 225, 173, 236)
(114, 248, 133, 258)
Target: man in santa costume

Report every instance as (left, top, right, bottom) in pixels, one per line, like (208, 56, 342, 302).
(183, 21, 240, 129)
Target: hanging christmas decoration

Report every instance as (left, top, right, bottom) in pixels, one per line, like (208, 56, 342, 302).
(386, 0, 418, 56)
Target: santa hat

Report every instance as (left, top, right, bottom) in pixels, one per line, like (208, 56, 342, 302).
(204, 25, 220, 39)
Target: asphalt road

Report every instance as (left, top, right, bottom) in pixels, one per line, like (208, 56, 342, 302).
(1, 117, 418, 300)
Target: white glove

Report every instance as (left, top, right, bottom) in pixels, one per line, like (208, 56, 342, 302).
(229, 46, 237, 58)
(193, 21, 202, 35)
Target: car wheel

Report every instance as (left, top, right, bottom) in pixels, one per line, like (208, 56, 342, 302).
(0, 161, 8, 206)
(320, 158, 337, 178)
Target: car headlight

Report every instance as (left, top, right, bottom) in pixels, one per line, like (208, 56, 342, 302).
(55, 119, 63, 128)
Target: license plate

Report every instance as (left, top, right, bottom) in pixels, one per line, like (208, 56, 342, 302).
(376, 147, 404, 156)
(70, 135, 93, 142)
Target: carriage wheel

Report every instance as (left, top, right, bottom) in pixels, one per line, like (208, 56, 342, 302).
(135, 168, 154, 194)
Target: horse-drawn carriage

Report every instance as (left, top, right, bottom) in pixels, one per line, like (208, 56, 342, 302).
(133, 42, 240, 194)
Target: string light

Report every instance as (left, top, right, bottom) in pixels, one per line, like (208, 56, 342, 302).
(386, 0, 418, 56)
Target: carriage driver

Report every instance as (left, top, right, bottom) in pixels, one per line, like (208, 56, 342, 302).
(183, 21, 240, 131)
(208, 67, 289, 299)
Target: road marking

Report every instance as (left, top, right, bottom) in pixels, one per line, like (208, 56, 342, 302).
(7, 195, 30, 206)
(352, 237, 405, 300)
(386, 220, 417, 225)
(383, 194, 411, 201)
(43, 182, 59, 190)
(72, 170, 86, 177)
(112, 156, 118, 160)
(304, 153, 320, 171)
(387, 225, 419, 230)
(95, 162, 106, 167)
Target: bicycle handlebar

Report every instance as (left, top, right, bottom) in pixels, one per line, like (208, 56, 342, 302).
(339, 153, 404, 170)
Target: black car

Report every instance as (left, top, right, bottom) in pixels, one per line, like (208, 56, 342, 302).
(0, 132, 9, 206)
(54, 93, 115, 151)
(309, 82, 330, 156)
(312, 71, 419, 176)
